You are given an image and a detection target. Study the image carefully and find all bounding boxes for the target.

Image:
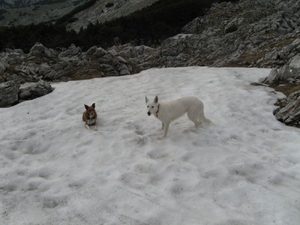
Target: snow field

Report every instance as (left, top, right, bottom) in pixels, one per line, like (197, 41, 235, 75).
(0, 67, 299, 225)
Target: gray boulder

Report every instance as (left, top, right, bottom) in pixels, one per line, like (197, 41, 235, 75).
(3, 49, 25, 65)
(118, 64, 130, 76)
(29, 42, 51, 57)
(59, 44, 81, 58)
(14, 63, 39, 81)
(289, 54, 300, 75)
(274, 90, 300, 127)
(263, 65, 295, 84)
(278, 65, 294, 80)
(93, 47, 107, 58)
(263, 68, 279, 84)
(38, 63, 52, 78)
(0, 80, 20, 107)
(0, 58, 9, 74)
(99, 64, 118, 76)
(19, 80, 53, 101)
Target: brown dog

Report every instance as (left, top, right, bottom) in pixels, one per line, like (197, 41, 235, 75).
(82, 103, 98, 130)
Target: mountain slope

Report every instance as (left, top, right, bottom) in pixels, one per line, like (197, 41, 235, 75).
(67, 0, 159, 32)
(0, 0, 89, 26)
(0, 0, 159, 29)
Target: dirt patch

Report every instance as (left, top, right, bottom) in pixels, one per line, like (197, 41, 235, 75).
(270, 82, 300, 97)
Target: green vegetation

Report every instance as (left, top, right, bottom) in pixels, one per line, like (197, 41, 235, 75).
(0, 0, 239, 52)
(32, 0, 67, 6)
(0, 9, 7, 15)
(105, 3, 114, 8)
(32, 6, 40, 11)
(18, 11, 29, 17)
(0, 23, 76, 52)
(0, 9, 7, 21)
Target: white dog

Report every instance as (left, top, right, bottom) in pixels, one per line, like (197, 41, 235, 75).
(145, 96, 211, 138)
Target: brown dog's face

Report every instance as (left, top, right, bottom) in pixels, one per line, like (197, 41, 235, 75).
(84, 103, 96, 119)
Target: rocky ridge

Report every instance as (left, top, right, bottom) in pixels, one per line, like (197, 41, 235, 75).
(0, 42, 137, 83)
(111, 0, 300, 69)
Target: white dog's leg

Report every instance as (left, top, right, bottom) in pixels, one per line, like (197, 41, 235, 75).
(94, 121, 98, 131)
(161, 122, 164, 130)
(188, 110, 200, 127)
(189, 117, 200, 128)
(163, 122, 170, 137)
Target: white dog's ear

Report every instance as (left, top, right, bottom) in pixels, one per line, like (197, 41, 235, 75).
(145, 96, 148, 103)
(154, 96, 158, 103)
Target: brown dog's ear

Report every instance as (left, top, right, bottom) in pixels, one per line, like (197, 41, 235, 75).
(92, 103, 95, 109)
(154, 96, 158, 103)
(84, 104, 89, 110)
(145, 96, 148, 103)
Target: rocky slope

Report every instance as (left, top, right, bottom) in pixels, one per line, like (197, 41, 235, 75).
(111, 0, 300, 69)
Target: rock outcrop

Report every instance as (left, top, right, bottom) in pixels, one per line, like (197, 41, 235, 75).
(0, 80, 20, 107)
(261, 59, 300, 128)
(19, 80, 53, 101)
(0, 42, 138, 84)
(0, 78, 53, 107)
(0, 42, 138, 107)
(274, 90, 300, 128)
